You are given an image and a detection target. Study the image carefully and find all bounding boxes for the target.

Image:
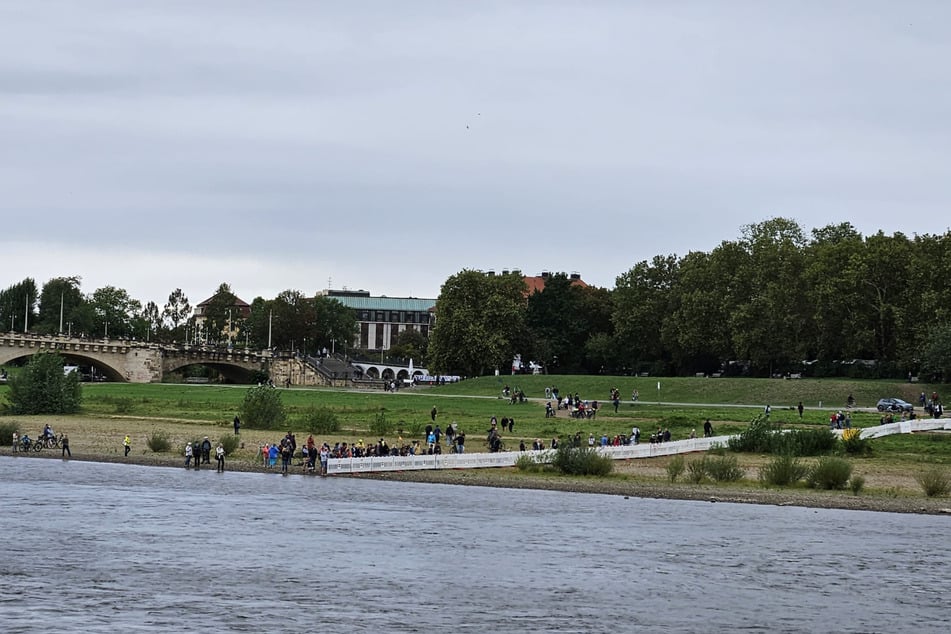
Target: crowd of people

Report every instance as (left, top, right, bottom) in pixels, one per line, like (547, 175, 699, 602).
(183, 436, 226, 472)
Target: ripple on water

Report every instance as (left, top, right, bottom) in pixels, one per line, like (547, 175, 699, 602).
(1, 457, 949, 633)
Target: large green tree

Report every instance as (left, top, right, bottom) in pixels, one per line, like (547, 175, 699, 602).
(37, 276, 84, 335)
(0, 278, 38, 333)
(728, 218, 810, 375)
(661, 249, 736, 374)
(920, 321, 951, 382)
(162, 288, 192, 342)
(428, 270, 528, 377)
(804, 223, 865, 363)
(525, 273, 613, 374)
(200, 283, 239, 345)
(88, 286, 141, 339)
(612, 255, 678, 374)
(6, 351, 82, 414)
(243, 292, 356, 354)
(389, 328, 428, 365)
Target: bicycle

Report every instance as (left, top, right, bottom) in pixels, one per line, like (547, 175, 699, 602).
(31, 434, 62, 452)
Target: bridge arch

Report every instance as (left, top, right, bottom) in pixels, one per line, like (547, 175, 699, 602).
(0, 341, 128, 382)
(161, 359, 258, 383)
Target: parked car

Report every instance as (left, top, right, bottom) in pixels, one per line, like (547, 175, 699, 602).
(877, 397, 914, 413)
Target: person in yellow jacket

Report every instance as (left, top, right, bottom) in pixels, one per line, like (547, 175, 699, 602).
(123, 435, 131, 457)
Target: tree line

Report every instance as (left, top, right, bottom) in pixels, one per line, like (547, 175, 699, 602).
(4, 217, 950, 381)
(0, 279, 356, 359)
(428, 218, 951, 381)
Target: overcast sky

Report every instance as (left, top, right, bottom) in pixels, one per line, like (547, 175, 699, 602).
(2, 1, 949, 308)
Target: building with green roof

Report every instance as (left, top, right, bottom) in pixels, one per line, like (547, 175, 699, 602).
(321, 289, 435, 352)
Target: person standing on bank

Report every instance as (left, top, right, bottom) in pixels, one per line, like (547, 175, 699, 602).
(61, 433, 71, 458)
(201, 437, 212, 464)
(233, 415, 240, 435)
(215, 443, 225, 472)
(184, 443, 193, 468)
(12, 430, 18, 453)
(431, 406, 437, 422)
(123, 435, 131, 457)
(797, 401, 804, 419)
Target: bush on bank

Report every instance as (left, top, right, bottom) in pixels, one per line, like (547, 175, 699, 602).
(807, 456, 853, 490)
(759, 454, 809, 487)
(146, 430, 172, 453)
(239, 385, 287, 430)
(6, 351, 82, 415)
(551, 445, 613, 476)
(728, 416, 837, 457)
(915, 467, 951, 497)
(300, 406, 340, 435)
(666, 456, 685, 482)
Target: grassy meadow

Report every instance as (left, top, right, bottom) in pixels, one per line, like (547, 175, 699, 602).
(2, 375, 949, 505)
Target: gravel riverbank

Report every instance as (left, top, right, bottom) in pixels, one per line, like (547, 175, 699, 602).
(7, 450, 951, 516)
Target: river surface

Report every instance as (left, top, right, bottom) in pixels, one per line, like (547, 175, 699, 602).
(0, 457, 947, 633)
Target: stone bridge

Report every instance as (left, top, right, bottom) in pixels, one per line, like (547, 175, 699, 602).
(0, 333, 272, 383)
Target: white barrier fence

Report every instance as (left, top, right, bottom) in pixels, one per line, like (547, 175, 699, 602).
(327, 418, 951, 475)
(327, 435, 730, 475)
(855, 418, 951, 439)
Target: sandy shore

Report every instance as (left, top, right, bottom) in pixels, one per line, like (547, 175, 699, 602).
(6, 448, 951, 516)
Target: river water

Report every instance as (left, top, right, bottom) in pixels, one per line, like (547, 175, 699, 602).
(0, 457, 947, 633)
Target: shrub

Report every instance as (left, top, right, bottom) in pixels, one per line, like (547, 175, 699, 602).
(300, 406, 340, 434)
(6, 351, 82, 414)
(686, 458, 707, 484)
(550, 445, 613, 476)
(515, 452, 551, 472)
(727, 415, 776, 453)
(841, 429, 872, 456)
(218, 434, 240, 455)
(807, 456, 853, 490)
(849, 475, 865, 495)
(915, 467, 951, 497)
(368, 409, 392, 437)
(759, 454, 808, 487)
(666, 455, 685, 482)
(239, 384, 287, 430)
(705, 455, 745, 482)
(729, 416, 836, 457)
(707, 442, 728, 456)
(407, 420, 424, 438)
(146, 430, 172, 453)
(785, 428, 838, 456)
(0, 422, 19, 445)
